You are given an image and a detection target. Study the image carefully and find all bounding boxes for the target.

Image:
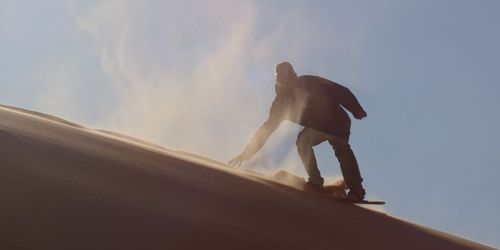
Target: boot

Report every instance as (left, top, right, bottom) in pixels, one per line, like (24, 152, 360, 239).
(347, 187, 366, 201)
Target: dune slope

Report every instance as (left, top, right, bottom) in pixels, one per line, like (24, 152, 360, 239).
(0, 105, 492, 250)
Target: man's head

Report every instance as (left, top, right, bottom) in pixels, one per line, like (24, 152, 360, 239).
(275, 61, 297, 85)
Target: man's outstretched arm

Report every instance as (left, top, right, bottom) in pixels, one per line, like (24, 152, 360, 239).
(333, 84, 367, 120)
(229, 100, 284, 167)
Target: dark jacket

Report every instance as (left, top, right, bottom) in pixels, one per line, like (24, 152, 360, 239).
(244, 75, 365, 157)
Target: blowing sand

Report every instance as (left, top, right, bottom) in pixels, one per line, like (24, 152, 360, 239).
(0, 104, 493, 250)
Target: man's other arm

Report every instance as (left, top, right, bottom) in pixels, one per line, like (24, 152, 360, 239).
(242, 99, 284, 158)
(229, 98, 284, 166)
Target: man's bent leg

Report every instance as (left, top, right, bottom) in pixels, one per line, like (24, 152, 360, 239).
(296, 128, 330, 186)
(330, 137, 364, 190)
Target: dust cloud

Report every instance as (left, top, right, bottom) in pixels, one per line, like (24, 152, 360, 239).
(65, 1, 312, 168)
(23, 1, 371, 177)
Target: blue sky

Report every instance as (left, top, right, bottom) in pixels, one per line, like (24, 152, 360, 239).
(1, 0, 499, 247)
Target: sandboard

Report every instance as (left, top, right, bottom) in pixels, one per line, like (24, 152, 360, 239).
(272, 170, 385, 205)
(320, 184, 385, 205)
(336, 199, 385, 205)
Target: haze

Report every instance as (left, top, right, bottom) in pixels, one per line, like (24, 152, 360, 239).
(1, 0, 499, 247)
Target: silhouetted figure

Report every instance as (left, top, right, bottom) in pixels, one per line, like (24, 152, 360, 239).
(229, 62, 368, 201)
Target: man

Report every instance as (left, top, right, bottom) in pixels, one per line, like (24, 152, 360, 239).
(229, 62, 368, 201)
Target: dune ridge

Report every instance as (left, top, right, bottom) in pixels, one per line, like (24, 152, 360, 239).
(0, 105, 493, 250)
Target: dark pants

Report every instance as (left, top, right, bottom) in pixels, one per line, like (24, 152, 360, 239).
(296, 128, 363, 189)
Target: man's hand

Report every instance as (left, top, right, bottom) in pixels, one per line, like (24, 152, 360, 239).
(228, 151, 251, 168)
(353, 110, 367, 120)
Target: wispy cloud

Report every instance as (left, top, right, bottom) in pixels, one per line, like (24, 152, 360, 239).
(65, 1, 290, 161)
(31, 0, 375, 168)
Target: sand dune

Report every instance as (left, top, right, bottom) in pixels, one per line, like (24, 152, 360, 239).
(0, 105, 493, 249)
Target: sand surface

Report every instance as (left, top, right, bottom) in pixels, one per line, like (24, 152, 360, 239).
(0, 105, 493, 250)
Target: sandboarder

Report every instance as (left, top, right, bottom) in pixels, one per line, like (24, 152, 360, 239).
(229, 62, 368, 201)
